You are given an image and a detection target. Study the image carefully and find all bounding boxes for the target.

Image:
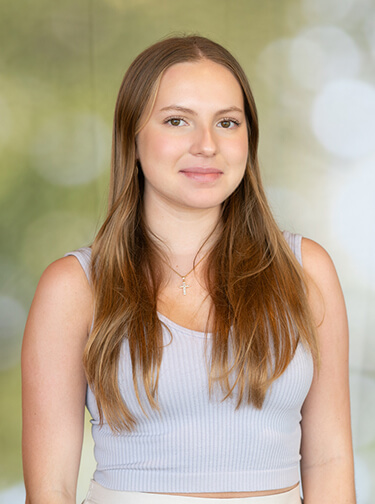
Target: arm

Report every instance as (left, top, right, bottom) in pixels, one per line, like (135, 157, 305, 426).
(22, 256, 93, 504)
(300, 238, 356, 503)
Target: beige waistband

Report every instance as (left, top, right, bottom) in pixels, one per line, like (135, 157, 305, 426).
(84, 480, 302, 504)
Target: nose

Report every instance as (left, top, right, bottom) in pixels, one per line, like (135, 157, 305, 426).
(189, 124, 217, 157)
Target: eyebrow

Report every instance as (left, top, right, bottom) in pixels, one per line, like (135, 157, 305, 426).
(158, 105, 244, 115)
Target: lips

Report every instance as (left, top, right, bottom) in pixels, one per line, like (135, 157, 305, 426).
(179, 167, 223, 182)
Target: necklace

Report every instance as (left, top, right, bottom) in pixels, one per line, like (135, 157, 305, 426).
(163, 252, 209, 296)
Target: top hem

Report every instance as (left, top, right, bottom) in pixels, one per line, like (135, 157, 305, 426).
(93, 467, 299, 493)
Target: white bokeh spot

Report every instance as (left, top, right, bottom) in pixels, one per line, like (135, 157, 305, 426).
(289, 26, 361, 91)
(354, 454, 372, 504)
(330, 159, 375, 290)
(256, 39, 292, 93)
(312, 79, 375, 159)
(0, 483, 25, 504)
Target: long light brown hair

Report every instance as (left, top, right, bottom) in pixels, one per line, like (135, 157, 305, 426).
(85, 35, 318, 432)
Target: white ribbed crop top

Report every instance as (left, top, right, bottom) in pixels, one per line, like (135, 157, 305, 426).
(66, 231, 313, 493)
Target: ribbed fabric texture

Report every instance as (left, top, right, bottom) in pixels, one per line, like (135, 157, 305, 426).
(65, 231, 313, 493)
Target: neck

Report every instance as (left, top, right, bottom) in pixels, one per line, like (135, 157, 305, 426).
(143, 197, 221, 260)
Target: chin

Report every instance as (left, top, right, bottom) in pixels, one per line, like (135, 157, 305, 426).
(181, 189, 235, 209)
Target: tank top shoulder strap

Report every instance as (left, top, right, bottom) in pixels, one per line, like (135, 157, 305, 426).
(64, 247, 92, 283)
(282, 231, 303, 266)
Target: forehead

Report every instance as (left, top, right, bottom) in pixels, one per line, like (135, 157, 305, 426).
(153, 60, 244, 110)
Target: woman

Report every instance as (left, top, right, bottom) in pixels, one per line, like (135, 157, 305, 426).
(22, 36, 356, 504)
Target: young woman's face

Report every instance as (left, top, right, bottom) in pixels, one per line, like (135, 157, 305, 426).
(136, 59, 249, 214)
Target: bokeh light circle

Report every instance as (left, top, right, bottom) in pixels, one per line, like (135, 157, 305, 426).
(289, 26, 361, 91)
(354, 454, 372, 503)
(312, 79, 375, 159)
(330, 159, 375, 290)
(0, 483, 26, 504)
(256, 39, 292, 93)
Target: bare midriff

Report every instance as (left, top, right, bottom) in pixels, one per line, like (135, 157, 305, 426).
(154, 482, 299, 498)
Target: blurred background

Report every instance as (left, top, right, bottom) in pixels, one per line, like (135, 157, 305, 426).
(1, 0, 374, 502)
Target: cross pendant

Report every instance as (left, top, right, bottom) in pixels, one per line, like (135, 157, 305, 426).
(179, 277, 190, 295)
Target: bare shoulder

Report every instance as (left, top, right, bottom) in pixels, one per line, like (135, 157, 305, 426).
(38, 255, 91, 295)
(38, 254, 91, 303)
(301, 237, 343, 295)
(25, 255, 93, 343)
(301, 237, 346, 326)
(301, 237, 337, 277)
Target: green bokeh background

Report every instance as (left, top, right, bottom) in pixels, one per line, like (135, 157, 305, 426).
(1, 0, 375, 502)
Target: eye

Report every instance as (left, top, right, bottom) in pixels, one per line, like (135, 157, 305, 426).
(165, 117, 187, 127)
(218, 119, 240, 129)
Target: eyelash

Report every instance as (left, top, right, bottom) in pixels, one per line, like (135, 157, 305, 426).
(218, 118, 241, 128)
(164, 117, 241, 128)
(165, 116, 187, 127)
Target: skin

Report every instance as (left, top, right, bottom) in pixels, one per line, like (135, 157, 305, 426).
(137, 60, 249, 217)
(22, 60, 356, 503)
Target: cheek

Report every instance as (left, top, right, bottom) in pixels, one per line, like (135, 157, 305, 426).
(224, 137, 249, 167)
(139, 132, 185, 166)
